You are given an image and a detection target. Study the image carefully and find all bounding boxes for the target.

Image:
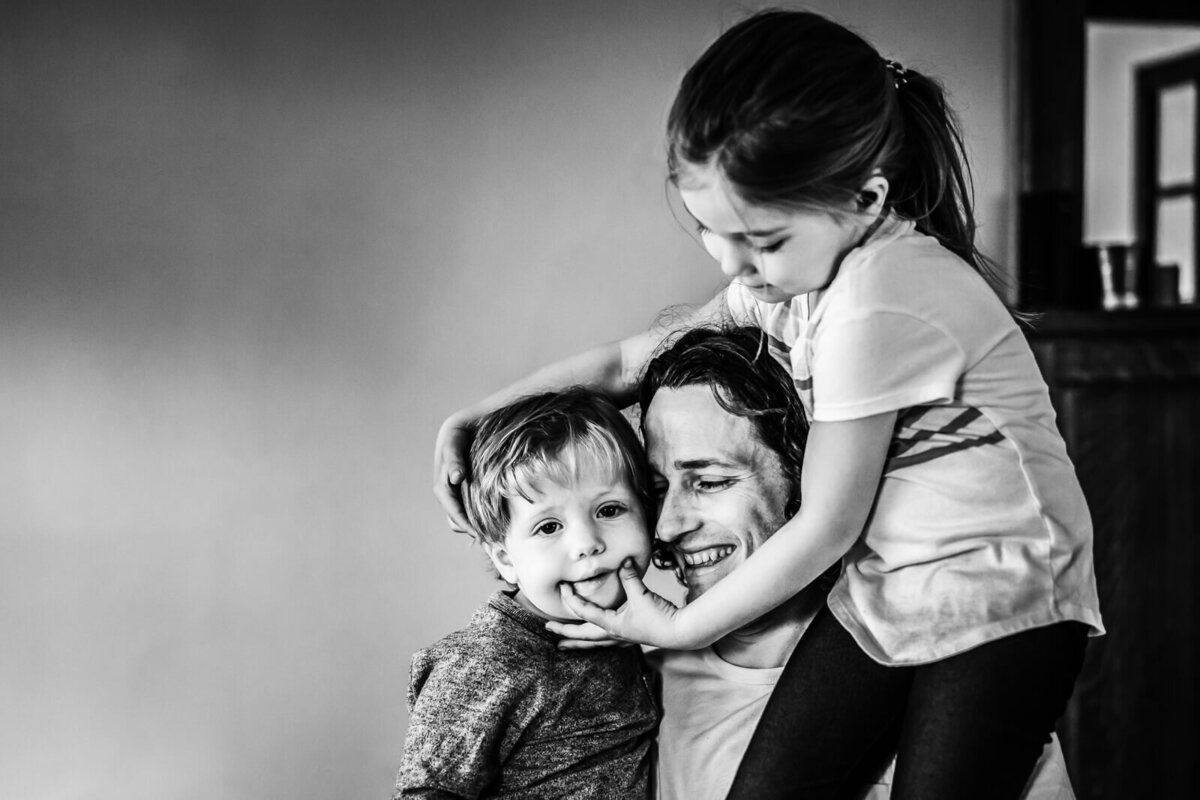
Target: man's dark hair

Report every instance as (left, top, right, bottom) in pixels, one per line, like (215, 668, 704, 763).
(638, 326, 809, 509)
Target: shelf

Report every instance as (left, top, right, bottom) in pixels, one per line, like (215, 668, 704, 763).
(1024, 308, 1200, 338)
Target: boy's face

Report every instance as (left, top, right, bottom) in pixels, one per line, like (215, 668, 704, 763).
(485, 459, 651, 622)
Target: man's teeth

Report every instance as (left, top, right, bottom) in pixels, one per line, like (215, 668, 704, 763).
(681, 546, 735, 567)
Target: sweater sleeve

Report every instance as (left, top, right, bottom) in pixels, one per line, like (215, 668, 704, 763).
(394, 643, 535, 799)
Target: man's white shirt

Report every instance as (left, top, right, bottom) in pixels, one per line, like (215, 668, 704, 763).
(648, 645, 1076, 800)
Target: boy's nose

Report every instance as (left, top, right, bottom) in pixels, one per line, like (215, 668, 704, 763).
(569, 522, 606, 558)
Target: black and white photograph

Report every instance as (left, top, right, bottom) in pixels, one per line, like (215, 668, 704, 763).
(3, 1, 1197, 798)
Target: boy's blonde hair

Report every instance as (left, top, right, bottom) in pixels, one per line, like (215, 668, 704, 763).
(462, 388, 650, 545)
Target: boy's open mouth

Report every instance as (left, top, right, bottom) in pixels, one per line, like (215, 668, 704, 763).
(568, 570, 615, 597)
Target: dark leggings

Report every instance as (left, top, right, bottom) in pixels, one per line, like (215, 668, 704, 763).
(726, 607, 1088, 800)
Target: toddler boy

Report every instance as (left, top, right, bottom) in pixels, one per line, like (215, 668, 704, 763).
(394, 388, 659, 799)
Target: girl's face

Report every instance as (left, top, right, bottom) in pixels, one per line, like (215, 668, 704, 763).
(677, 162, 883, 302)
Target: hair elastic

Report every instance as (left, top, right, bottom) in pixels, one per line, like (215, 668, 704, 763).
(885, 59, 908, 89)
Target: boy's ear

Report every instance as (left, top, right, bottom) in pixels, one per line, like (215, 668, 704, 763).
(484, 541, 519, 585)
(857, 175, 890, 216)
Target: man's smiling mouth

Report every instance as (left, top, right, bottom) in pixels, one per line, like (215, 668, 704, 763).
(678, 545, 736, 569)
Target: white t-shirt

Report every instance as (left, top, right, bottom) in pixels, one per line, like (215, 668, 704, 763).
(648, 644, 1076, 800)
(727, 216, 1103, 664)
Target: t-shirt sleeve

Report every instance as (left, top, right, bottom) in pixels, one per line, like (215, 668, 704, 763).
(394, 647, 531, 799)
(723, 283, 760, 327)
(810, 310, 964, 421)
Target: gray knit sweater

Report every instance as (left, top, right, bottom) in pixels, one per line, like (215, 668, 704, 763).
(394, 591, 658, 799)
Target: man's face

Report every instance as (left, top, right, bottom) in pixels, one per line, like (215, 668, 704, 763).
(643, 384, 793, 604)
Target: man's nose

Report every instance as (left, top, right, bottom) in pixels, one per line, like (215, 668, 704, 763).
(655, 489, 698, 543)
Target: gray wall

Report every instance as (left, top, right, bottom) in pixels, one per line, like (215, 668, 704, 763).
(0, 1, 1011, 797)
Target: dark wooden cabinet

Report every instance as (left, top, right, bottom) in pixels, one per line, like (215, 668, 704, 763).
(1029, 311, 1200, 799)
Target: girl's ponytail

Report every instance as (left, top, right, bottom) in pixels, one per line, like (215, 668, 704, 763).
(889, 67, 1012, 302)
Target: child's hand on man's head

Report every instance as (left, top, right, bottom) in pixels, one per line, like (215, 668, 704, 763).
(433, 411, 476, 535)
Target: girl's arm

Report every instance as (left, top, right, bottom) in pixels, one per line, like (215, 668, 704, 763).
(433, 293, 728, 532)
(555, 411, 897, 649)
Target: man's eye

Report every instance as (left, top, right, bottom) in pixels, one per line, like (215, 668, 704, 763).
(535, 521, 562, 536)
(596, 503, 626, 519)
(697, 478, 733, 492)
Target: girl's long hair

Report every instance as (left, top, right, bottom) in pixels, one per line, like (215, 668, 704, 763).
(667, 9, 1012, 307)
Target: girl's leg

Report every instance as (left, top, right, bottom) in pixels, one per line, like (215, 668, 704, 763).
(890, 621, 1089, 800)
(726, 607, 912, 800)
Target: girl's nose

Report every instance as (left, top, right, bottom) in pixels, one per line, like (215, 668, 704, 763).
(718, 243, 756, 279)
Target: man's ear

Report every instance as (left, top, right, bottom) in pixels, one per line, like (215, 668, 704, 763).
(484, 541, 519, 585)
(857, 175, 890, 216)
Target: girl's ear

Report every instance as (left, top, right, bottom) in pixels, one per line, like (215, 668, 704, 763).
(484, 541, 519, 585)
(857, 175, 890, 216)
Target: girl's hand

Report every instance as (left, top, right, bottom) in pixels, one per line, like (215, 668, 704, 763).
(550, 558, 699, 650)
(543, 621, 631, 650)
(433, 411, 476, 535)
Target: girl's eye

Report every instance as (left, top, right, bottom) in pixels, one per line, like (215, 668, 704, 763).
(535, 521, 562, 536)
(596, 503, 626, 519)
(696, 223, 712, 237)
(753, 239, 786, 254)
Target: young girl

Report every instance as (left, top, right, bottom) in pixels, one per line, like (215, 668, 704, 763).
(434, 10, 1102, 799)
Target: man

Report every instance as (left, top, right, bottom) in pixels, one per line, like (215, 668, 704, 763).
(637, 327, 1074, 800)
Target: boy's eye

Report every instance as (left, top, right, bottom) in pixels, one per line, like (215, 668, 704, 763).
(753, 239, 786, 254)
(596, 503, 626, 519)
(534, 521, 562, 536)
(696, 222, 712, 237)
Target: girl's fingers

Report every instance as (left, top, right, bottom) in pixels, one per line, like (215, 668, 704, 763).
(559, 565, 688, 647)
(432, 421, 476, 534)
(556, 638, 630, 650)
(432, 477, 473, 534)
(617, 557, 650, 597)
(545, 619, 623, 642)
(559, 584, 619, 630)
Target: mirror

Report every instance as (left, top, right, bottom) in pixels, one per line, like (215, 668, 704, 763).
(1016, 0, 1200, 311)
(1086, 23, 1200, 306)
